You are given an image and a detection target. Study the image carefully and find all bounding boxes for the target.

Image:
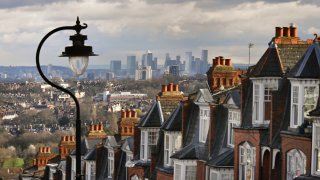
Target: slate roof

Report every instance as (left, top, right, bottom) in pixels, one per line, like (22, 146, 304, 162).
(223, 88, 241, 109)
(250, 43, 284, 77)
(70, 138, 89, 156)
(161, 103, 182, 131)
(207, 149, 234, 167)
(138, 101, 163, 128)
(277, 43, 310, 70)
(83, 146, 96, 160)
(288, 41, 320, 78)
(171, 143, 208, 160)
(196, 89, 214, 103)
(96, 147, 108, 180)
(115, 151, 127, 180)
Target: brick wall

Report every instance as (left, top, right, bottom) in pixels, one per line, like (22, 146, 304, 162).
(157, 170, 173, 180)
(280, 134, 312, 180)
(197, 160, 207, 180)
(128, 166, 145, 180)
(234, 128, 263, 180)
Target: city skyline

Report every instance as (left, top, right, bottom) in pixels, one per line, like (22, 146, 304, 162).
(0, 0, 320, 67)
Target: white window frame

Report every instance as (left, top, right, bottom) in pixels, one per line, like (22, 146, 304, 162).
(71, 156, 76, 180)
(173, 160, 197, 180)
(312, 122, 320, 175)
(199, 106, 210, 143)
(108, 149, 114, 178)
(286, 149, 306, 180)
(251, 78, 279, 125)
(289, 79, 319, 128)
(239, 142, 256, 180)
(85, 161, 95, 180)
(228, 110, 240, 147)
(164, 131, 182, 167)
(207, 167, 234, 180)
(140, 128, 159, 160)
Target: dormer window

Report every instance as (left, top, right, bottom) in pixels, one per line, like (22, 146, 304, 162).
(289, 79, 319, 128)
(199, 106, 210, 143)
(140, 128, 159, 160)
(251, 78, 279, 125)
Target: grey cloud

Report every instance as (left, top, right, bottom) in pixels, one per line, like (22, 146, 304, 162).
(0, 0, 78, 9)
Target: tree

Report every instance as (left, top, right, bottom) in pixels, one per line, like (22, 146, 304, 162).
(58, 116, 70, 126)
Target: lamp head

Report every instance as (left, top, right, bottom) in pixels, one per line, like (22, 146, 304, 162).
(60, 33, 97, 76)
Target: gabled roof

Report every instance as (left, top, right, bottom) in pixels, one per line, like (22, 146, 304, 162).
(105, 135, 121, 148)
(138, 101, 163, 127)
(223, 88, 241, 108)
(195, 89, 214, 103)
(121, 137, 134, 152)
(288, 42, 320, 78)
(250, 43, 284, 77)
(161, 103, 182, 131)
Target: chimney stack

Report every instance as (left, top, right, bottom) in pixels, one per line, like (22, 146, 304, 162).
(275, 27, 283, 37)
(162, 85, 167, 92)
(283, 27, 290, 37)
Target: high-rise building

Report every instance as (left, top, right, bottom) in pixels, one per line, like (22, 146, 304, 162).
(110, 60, 121, 75)
(185, 52, 192, 75)
(201, 50, 209, 73)
(127, 55, 136, 76)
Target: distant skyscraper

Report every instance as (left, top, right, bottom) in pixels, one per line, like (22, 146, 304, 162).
(127, 55, 136, 76)
(135, 66, 152, 80)
(110, 60, 121, 75)
(185, 52, 192, 75)
(201, 50, 209, 73)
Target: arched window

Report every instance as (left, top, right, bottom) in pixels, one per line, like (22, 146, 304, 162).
(131, 175, 141, 180)
(239, 141, 256, 180)
(287, 149, 306, 180)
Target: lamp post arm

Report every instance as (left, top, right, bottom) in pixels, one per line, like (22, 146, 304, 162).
(36, 20, 87, 180)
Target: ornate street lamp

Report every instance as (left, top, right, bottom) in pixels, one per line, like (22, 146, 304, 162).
(36, 17, 97, 179)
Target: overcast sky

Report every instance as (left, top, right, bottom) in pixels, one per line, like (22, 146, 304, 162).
(0, 0, 320, 67)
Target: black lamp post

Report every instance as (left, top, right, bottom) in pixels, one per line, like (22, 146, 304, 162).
(36, 17, 97, 179)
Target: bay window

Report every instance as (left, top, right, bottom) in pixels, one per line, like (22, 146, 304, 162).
(239, 142, 256, 180)
(208, 168, 234, 180)
(164, 132, 182, 167)
(173, 160, 197, 180)
(140, 128, 159, 160)
(289, 79, 319, 128)
(251, 78, 279, 125)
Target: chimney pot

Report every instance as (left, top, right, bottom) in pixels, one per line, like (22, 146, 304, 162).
(90, 124, 94, 131)
(290, 25, 297, 37)
(173, 84, 179, 92)
(216, 57, 221, 65)
(225, 59, 231, 66)
(168, 83, 173, 91)
(121, 110, 127, 118)
(283, 27, 290, 37)
(126, 109, 132, 118)
(162, 85, 167, 92)
(95, 124, 99, 131)
(65, 136, 69, 141)
(275, 27, 283, 37)
(99, 122, 103, 131)
(220, 56, 225, 65)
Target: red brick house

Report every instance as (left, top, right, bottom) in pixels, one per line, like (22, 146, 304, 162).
(233, 24, 315, 180)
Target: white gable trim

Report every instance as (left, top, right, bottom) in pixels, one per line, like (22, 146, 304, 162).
(272, 149, 280, 169)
